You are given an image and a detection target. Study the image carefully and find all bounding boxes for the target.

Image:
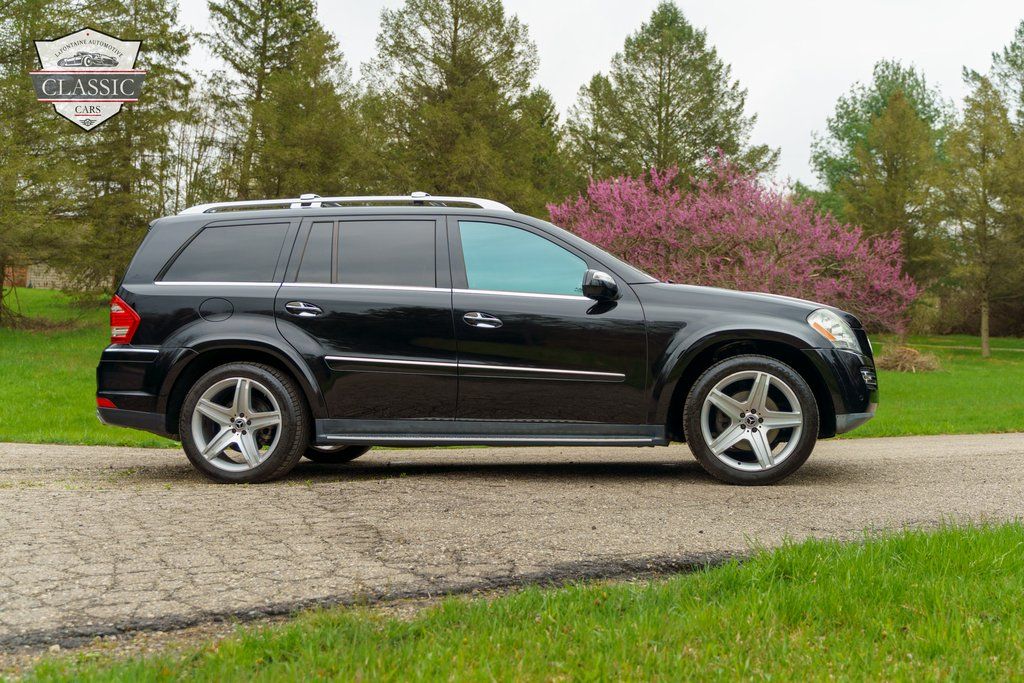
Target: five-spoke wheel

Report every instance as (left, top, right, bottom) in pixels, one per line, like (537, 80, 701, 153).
(180, 363, 308, 483)
(684, 355, 818, 485)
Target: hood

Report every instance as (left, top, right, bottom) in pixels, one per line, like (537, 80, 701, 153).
(632, 282, 863, 327)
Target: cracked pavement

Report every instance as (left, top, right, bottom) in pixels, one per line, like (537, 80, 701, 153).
(2, 433, 1023, 648)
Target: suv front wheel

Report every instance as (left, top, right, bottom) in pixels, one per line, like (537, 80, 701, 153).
(683, 355, 819, 485)
(180, 362, 309, 483)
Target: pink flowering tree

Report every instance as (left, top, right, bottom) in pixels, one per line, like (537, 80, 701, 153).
(548, 161, 917, 332)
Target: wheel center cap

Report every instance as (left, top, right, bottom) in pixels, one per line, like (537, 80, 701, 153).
(233, 417, 246, 429)
(744, 414, 758, 427)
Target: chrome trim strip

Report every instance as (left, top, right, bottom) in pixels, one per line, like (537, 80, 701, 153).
(325, 435, 655, 443)
(325, 355, 624, 379)
(180, 194, 514, 215)
(153, 281, 280, 287)
(104, 346, 159, 354)
(325, 355, 457, 368)
(282, 282, 447, 293)
(459, 363, 624, 379)
(452, 288, 588, 301)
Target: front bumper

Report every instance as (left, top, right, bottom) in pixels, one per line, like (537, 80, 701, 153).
(803, 347, 878, 437)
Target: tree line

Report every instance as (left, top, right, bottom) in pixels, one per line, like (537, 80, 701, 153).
(1, 0, 1023, 348)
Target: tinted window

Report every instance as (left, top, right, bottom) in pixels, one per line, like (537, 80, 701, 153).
(296, 222, 332, 283)
(459, 221, 587, 296)
(164, 223, 287, 282)
(338, 221, 435, 287)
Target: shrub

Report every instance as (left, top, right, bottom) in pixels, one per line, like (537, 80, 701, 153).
(876, 346, 941, 373)
(548, 160, 918, 332)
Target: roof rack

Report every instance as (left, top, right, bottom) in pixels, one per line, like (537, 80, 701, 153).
(178, 192, 513, 215)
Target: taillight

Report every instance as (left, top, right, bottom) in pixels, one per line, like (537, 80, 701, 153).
(97, 397, 116, 409)
(110, 295, 140, 344)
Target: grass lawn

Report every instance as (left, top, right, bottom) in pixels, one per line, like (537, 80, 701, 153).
(24, 523, 1024, 680)
(0, 288, 1021, 447)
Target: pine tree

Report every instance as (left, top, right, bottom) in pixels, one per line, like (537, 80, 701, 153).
(564, 1, 776, 181)
(205, 0, 318, 199)
(63, 0, 192, 291)
(364, 0, 563, 216)
(0, 0, 81, 321)
(992, 19, 1024, 125)
(940, 75, 1023, 356)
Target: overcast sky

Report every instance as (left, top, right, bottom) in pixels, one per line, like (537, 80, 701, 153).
(175, 0, 1024, 187)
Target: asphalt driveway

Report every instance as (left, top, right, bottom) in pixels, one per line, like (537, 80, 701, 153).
(2, 433, 1023, 648)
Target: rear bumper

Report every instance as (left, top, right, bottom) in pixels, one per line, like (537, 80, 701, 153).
(96, 407, 175, 439)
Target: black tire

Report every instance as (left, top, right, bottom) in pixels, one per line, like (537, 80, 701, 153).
(304, 444, 371, 464)
(179, 362, 309, 483)
(683, 354, 819, 485)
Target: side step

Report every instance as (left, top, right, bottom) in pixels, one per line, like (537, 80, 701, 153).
(315, 419, 668, 447)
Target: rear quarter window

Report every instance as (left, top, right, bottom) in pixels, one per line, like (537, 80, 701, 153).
(162, 223, 289, 282)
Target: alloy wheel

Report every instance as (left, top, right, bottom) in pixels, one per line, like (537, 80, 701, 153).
(699, 370, 804, 472)
(190, 377, 283, 472)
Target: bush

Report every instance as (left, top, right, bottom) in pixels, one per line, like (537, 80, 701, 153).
(876, 345, 940, 372)
(548, 160, 918, 332)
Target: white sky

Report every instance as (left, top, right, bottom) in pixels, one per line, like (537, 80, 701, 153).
(175, 0, 1024, 187)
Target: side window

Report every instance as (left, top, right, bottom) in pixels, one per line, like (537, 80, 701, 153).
(459, 221, 588, 296)
(296, 222, 333, 283)
(337, 220, 435, 288)
(164, 223, 288, 282)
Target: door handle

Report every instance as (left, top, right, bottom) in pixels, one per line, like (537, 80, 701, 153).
(462, 311, 503, 329)
(284, 301, 323, 317)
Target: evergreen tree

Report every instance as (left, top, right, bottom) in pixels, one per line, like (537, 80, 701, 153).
(249, 27, 363, 197)
(940, 75, 1024, 356)
(364, 0, 563, 216)
(811, 60, 952, 285)
(0, 0, 80, 320)
(205, 0, 318, 198)
(992, 19, 1024, 125)
(64, 0, 192, 290)
(564, 1, 776, 181)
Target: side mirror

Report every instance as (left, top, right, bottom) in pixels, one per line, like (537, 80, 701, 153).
(582, 269, 619, 301)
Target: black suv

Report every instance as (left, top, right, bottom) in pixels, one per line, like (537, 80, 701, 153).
(97, 193, 877, 485)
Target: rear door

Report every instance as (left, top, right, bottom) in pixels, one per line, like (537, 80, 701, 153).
(275, 215, 456, 421)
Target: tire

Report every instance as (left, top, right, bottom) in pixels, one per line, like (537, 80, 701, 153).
(304, 444, 371, 464)
(179, 362, 309, 483)
(683, 354, 819, 485)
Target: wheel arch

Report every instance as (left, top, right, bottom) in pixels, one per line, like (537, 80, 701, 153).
(656, 332, 836, 442)
(158, 339, 327, 438)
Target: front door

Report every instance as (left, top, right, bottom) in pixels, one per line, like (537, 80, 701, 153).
(276, 215, 456, 421)
(449, 218, 648, 424)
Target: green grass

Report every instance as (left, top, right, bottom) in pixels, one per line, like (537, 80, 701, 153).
(0, 289, 174, 447)
(24, 523, 1024, 681)
(0, 288, 1022, 446)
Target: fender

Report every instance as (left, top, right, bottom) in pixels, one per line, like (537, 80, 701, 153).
(156, 326, 328, 421)
(649, 322, 821, 426)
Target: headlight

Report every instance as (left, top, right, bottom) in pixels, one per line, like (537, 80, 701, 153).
(807, 308, 860, 352)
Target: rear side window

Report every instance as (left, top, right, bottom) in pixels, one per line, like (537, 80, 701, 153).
(163, 223, 288, 282)
(296, 222, 333, 283)
(337, 220, 435, 287)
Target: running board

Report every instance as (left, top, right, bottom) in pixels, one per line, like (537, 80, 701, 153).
(315, 419, 668, 447)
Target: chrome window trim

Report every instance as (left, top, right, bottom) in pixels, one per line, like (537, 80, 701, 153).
(282, 282, 447, 293)
(325, 355, 624, 380)
(153, 281, 281, 287)
(452, 288, 588, 301)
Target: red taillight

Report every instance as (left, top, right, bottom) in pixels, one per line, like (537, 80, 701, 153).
(110, 295, 140, 344)
(97, 397, 116, 409)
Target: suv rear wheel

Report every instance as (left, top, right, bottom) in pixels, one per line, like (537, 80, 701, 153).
(180, 362, 309, 483)
(305, 444, 371, 464)
(683, 355, 819, 485)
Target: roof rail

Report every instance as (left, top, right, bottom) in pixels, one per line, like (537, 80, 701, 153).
(178, 192, 513, 215)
